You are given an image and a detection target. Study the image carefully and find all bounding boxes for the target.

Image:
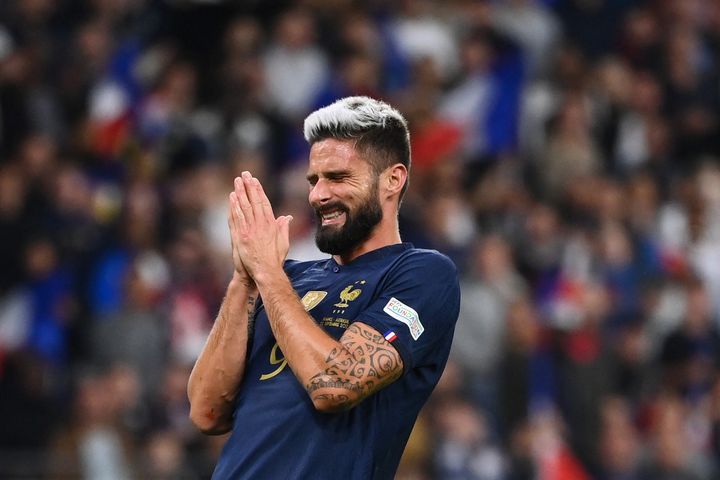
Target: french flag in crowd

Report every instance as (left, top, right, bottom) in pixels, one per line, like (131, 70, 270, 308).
(437, 36, 524, 163)
(88, 40, 143, 158)
(384, 330, 398, 343)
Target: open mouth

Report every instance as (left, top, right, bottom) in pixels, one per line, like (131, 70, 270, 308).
(317, 206, 348, 227)
(320, 210, 346, 226)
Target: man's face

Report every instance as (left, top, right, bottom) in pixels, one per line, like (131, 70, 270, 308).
(306, 139, 383, 255)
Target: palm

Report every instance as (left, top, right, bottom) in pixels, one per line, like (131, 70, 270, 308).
(227, 173, 291, 281)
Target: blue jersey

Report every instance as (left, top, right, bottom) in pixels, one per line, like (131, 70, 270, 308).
(213, 243, 460, 479)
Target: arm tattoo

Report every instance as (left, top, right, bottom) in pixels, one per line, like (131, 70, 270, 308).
(306, 378, 362, 393)
(247, 296, 257, 333)
(246, 295, 257, 353)
(305, 323, 403, 410)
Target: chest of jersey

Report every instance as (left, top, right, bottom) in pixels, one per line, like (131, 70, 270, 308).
(247, 264, 383, 385)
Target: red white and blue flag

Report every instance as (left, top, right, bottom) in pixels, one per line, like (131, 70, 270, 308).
(383, 330, 398, 343)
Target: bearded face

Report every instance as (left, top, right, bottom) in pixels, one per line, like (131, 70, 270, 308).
(314, 177, 383, 255)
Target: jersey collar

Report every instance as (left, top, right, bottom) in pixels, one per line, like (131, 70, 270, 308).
(324, 242, 413, 271)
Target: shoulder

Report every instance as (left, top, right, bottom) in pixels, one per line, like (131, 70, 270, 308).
(375, 247, 460, 309)
(392, 248, 459, 281)
(402, 248, 457, 269)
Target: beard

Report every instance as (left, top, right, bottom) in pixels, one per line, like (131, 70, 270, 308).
(314, 183, 383, 255)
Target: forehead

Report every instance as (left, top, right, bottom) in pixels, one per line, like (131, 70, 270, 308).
(307, 138, 371, 175)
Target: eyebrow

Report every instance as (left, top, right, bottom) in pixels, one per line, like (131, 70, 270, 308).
(306, 169, 352, 182)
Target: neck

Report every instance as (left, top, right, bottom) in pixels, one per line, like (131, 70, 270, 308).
(333, 214, 401, 265)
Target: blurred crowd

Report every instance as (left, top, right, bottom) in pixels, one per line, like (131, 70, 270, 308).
(1, 0, 720, 478)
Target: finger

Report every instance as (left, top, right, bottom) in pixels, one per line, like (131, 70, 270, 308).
(228, 194, 239, 253)
(234, 176, 254, 224)
(227, 192, 234, 226)
(242, 172, 269, 224)
(228, 194, 251, 275)
(228, 193, 244, 241)
(251, 176, 275, 223)
(276, 215, 293, 241)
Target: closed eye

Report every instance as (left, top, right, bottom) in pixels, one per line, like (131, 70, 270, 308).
(326, 172, 350, 182)
(306, 171, 351, 186)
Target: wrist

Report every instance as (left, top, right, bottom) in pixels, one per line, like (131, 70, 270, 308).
(252, 263, 287, 291)
(231, 271, 257, 292)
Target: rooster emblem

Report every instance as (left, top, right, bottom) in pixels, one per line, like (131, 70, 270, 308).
(334, 283, 364, 308)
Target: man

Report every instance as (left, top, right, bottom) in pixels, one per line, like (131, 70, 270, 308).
(187, 96, 460, 479)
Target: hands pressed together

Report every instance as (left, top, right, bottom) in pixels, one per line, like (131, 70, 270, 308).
(228, 171, 293, 286)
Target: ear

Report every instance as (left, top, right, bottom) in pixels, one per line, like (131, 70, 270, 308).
(383, 163, 408, 200)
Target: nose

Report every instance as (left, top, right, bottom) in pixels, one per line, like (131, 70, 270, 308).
(309, 179, 331, 207)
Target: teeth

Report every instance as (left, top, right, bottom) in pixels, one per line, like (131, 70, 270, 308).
(323, 211, 342, 220)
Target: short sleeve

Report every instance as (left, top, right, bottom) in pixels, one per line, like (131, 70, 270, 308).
(355, 251, 461, 373)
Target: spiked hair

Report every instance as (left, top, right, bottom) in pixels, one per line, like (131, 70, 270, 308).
(304, 96, 411, 200)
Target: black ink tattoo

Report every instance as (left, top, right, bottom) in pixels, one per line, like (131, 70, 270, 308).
(313, 393, 351, 403)
(306, 377, 363, 393)
(246, 295, 258, 353)
(247, 296, 257, 333)
(305, 323, 403, 410)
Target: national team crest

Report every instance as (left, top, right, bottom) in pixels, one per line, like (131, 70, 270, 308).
(301, 291, 327, 311)
(334, 280, 366, 308)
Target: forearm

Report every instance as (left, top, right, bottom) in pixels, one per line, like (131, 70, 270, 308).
(255, 268, 402, 412)
(256, 270, 338, 375)
(188, 273, 258, 434)
(254, 271, 347, 397)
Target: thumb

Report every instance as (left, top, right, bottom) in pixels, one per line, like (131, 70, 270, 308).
(276, 215, 293, 239)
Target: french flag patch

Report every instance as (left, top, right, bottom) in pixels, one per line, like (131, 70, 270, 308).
(384, 330, 398, 343)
